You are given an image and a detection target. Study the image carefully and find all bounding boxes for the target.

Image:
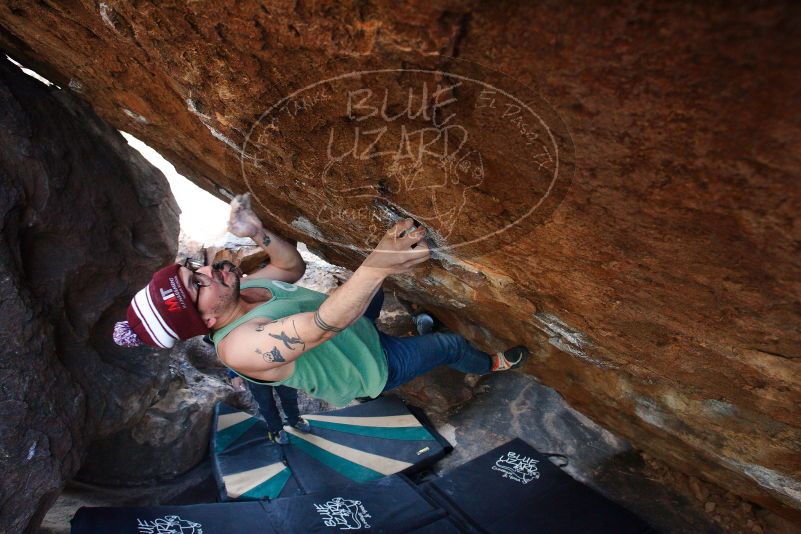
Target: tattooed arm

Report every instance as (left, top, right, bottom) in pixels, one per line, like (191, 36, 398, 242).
(227, 193, 305, 283)
(217, 266, 384, 378)
(218, 219, 430, 380)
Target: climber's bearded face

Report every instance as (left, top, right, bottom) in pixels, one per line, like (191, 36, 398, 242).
(179, 261, 241, 323)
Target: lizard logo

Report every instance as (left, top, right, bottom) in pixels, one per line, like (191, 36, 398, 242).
(242, 58, 574, 258)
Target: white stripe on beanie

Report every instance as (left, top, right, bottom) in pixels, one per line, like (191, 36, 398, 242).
(131, 289, 165, 348)
(144, 282, 179, 341)
(132, 287, 176, 349)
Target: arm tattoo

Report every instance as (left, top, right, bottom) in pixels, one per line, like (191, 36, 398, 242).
(270, 331, 302, 349)
(256, 346, 285, 363)
(262, 234, 271, 248)
(314, 309, 345, 333)
(255, 318, 281, 332)
(255, 320, 274, 332)
(269, 319, 305, 350)
(253, 319, 303, 364)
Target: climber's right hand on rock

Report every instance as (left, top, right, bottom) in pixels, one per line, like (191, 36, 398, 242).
(361, 219, 430, 276)
(227, 192, 264, 239)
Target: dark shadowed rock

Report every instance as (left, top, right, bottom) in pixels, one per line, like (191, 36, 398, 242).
(181, 336, 226, 371)
(76, 355, 237, 486)
(0, 58, 179, 532)
(0, 0, 799, 523)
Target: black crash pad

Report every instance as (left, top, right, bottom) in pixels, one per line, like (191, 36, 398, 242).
(422, 438, 654, 534)
(71, 501, 276, 534)
(71, 475, 461, 534)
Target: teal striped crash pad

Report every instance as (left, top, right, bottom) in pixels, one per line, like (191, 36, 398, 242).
(211, 397, 451, 501)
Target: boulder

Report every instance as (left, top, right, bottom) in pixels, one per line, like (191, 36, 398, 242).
(76, 354, 237, 486)
(0, 57, 179, 532)
(0, 0, 799, 521)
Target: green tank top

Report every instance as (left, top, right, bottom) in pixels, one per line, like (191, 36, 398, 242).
(211, 278, 388, 407)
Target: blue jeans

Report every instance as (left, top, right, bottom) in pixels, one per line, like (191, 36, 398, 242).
(364, 288, 492, 392)
(248, 383, 300, 433)
(378, 331, 493, 391)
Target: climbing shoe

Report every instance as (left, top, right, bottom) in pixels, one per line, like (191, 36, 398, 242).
(292, 418, 311, 433)
(267, 430, 289, 445)
(492, 346, 530, 372)
(412, 313, 435, 336)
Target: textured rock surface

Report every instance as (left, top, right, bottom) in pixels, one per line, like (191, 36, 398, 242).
(0, 59, 179, 532)
(1, 0, 800, 522)
(76, 356, 236, 486)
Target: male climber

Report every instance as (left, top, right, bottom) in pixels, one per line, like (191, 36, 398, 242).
(114, 194, 528, 407)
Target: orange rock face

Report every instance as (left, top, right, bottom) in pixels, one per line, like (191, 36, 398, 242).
(1, 0, 799, 519)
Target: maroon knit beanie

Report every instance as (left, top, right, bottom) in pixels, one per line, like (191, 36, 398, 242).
(113, 264, 209, 348)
